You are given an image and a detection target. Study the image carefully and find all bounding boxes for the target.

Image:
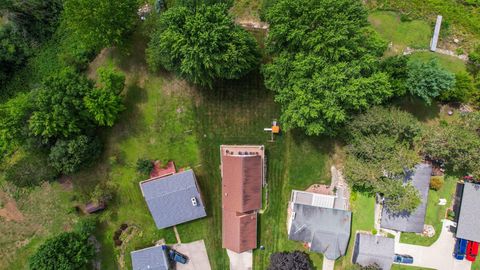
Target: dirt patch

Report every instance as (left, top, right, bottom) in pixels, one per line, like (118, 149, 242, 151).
(59, 176, 74, 191)
(0, 191, 24, 222)
(162, 75, 201, 105)
(305, 184, 334, 195)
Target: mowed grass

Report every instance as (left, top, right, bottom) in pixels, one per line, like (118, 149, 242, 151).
(408, 51, 467, 73)
(368, 11, 432, 55)
(400, 176, 458, 246)
(335, 192, 376, 270)
(392, 265, 435, 270)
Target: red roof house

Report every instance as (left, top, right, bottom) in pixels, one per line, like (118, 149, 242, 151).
(220, 145, 264, 253)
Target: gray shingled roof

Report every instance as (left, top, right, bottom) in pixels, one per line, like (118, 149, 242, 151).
(288, 203, 351, 260)
(456, 182, 480, 242)
(352, 233, 395, 270)
(140, 170, 207, 229)
(381, 163, 432, 233)
(131, 245, 169, 270)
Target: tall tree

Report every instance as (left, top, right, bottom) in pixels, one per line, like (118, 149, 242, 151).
(406, 58, 456, 104)
(84, 67, 125, 127)
(263, 0, 392, 135)
(146, 3, 260, 87)
(63, 0, 138, 48)
(29, 69, 93, 140)
(48, 135, 101, 174)
(1, 0, 62, 41)
(0, 23, 30, 86)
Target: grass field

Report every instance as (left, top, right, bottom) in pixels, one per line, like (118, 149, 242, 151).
(368, 11, 432, 55)
(392, 265, 435, 270)
(367, 0, 480, 49)
(400, 176, 457, 246)
(408, 51, 467, 74)
(0, 182, 78, 270)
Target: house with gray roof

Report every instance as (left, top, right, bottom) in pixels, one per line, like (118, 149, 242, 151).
(352, 233, 395, 270)
(381, 163, 432, 233)
(456, 182, 480, 242)
(131, 245, 170, 270)
(140, 169, 206, 229)
(287, 191, 352, 260)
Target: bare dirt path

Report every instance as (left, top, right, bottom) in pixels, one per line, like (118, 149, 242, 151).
(0, 191, 24, 222)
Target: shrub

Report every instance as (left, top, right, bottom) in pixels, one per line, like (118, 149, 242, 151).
(430, 176, 445, 191)
(268, 251, 312, 270)
(5, 152, 58, 187)
(48, 135, 102, 174)
(371, 229, 378, 235)
(136, 158, 153, 175)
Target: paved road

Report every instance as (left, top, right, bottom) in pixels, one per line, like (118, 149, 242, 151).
(394, 220, 471, 270)
(227, 249, 252, 270)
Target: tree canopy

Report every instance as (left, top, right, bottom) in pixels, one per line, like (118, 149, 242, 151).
(0, 23, 30, 86)
(406, 58, 456, 104)
(146, 3, 260, 87)
(29, 219, 96, 270)
(48, 135, 101, 174)
(28, 69, 93, 140)
(63, 0, 138, 48)
(344, 107, 422, 213)
(263, 0, 392, 135)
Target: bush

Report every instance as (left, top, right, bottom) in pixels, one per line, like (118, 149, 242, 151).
(430, 176, 445, 191)
(48, 135, 102, 174)
(406, 58, 456, 104)
(439, 72, 475, 102)
(268, 251, 312, 270)
(136, 158, 153, 175)
(371, 229, 378, 235)
(5, 152, 58, 187)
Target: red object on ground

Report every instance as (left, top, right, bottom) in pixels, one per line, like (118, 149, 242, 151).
(466, 241, 479, 262)
(150, 161, 176, 179)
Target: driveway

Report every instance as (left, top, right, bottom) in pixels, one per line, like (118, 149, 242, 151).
(227, 249, 252, 270)
(172, 240, 212, 270)
(394, 219, 471, 270)
(322, 258, 335, 270)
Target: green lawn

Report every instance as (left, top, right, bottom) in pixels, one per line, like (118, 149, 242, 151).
(400, 176, 457, 246)
(335, 192, 376, 270)
(408, 51, 467, 74)
(367, 0, 480, 49)
(368, 11, 432, 55)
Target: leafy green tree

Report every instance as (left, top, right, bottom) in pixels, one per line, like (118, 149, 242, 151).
(63, 0, 138, 48)
(85, 67, 125, 126)
(380, 55, 409, 97)
(176, 0, 233, 8)
(377, 178, 421, 213)
(1, 0, 62, 41)
(29, 69, 93, 140)
(0, 23, 30, 86)
(344, 107, 422, 212)
(146, 4, 260, 87)
(48, 135, 101, 174)
(422, 123, 480, 178)
(406, 59, 456, 104)
(263, 0, 392, 135)
(5, 151, 58, 187)
(29, 219, 96, 270)
(0, 93, 32, 159)
(439, 72, 475, 102)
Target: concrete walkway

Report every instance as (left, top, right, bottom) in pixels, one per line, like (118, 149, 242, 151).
(227, 249, 252, 270)
(322, 258, 335, 270)
(394, 220, 471, 270)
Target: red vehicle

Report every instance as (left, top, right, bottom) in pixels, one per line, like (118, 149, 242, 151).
(466, 241, 479, 262)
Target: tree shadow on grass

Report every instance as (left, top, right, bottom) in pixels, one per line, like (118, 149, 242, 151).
(392, 96, 441, 122)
